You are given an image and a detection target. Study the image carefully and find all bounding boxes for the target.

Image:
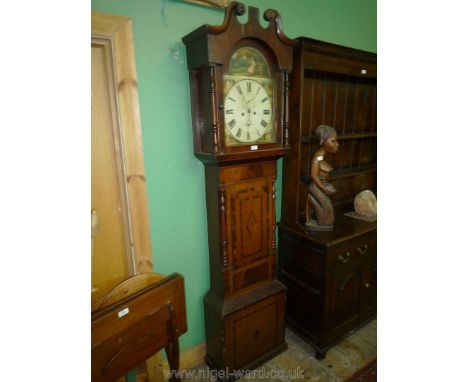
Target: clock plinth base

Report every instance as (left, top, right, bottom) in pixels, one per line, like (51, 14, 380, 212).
(204, 343, 288, 382)
(203, 281, 287, 377)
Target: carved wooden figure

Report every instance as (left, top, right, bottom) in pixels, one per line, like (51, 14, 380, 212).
(305, 125, 339, 230)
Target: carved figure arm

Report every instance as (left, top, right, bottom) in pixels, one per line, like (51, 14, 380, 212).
(310, 158, 323, 187)
(310, 157, 336, 195)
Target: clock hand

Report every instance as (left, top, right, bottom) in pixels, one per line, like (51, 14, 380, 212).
(241, 94, 251, 112)
(247, 98, 257, 110)
(237, 88, 253, 127)
(235, 84, 250, 109)
(247, 111, 252, 126)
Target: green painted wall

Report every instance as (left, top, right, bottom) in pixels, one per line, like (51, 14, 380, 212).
(91, 0, 376, 351)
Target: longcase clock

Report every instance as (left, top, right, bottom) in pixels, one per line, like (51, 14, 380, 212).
(182, 2, 295, 376)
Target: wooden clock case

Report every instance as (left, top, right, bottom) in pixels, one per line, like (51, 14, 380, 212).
(182, 2, 295, 376)
(278, 37, 377, 359)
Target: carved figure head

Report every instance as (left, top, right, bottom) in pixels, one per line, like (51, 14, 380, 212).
(316, 125, 339, 153)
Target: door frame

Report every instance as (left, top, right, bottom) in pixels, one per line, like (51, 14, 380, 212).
(92, 12, 154, 276)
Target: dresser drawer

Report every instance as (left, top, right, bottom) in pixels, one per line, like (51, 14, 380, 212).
(329, 232, 376, 269)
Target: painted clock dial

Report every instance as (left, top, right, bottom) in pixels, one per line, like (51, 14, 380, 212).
(223, 79, 272, 143)
(223, 46, 274, 146)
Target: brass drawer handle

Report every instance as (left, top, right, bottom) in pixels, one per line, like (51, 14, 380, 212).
(339, 252, 351, 264)
(357, 244, 368, 255)
(364, 283, 370, 288)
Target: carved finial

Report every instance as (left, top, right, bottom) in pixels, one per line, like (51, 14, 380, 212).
(263, 9, 277, 22)
(263, 8, 296, 46)
(206, 1, 246, 35)
(233, 1, 245, 15)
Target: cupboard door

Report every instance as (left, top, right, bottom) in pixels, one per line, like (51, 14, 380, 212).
(361, 255, 377, 317)
(329, 265, 363, 335)
(225, 178, 274, 268)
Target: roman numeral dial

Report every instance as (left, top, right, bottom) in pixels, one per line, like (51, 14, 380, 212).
(223, 78, 273, 144)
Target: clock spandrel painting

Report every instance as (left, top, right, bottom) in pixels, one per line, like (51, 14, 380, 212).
(223, 47, 274, 146)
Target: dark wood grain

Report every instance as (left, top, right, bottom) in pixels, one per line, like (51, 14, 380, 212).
(91, 274, 187, 382)
(279, 37, 377, 359)
(278, 217, 376, 359)
(182, 2, 294, 376)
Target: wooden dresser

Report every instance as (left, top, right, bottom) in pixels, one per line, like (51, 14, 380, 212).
(278, 37, 377, 359)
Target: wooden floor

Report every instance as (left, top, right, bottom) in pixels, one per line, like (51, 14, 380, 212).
(184, 319, 376, 381)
